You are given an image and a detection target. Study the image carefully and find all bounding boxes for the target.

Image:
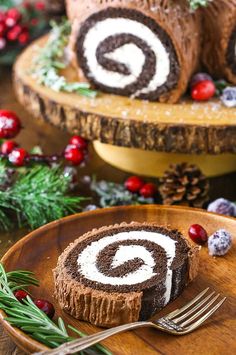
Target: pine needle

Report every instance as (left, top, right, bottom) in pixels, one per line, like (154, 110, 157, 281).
(0, 165, 85, 231)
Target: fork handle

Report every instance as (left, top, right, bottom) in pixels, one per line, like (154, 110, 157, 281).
(38, 321, 152, 355)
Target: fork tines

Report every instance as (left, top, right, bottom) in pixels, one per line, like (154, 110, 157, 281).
(166, 288, 226, 330)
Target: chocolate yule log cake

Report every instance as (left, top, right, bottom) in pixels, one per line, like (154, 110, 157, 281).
(54, 222, 199, 327)
(201, 0, 236, 84)
(65, 0, 201, 103)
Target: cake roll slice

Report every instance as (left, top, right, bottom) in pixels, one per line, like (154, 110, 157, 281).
(201, 0, 236, 83)
(66, 0, 201, 103)
(54, 222, 199, 328)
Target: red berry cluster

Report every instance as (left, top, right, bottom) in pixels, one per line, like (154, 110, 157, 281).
(0, 2, 45, 51)
(125, 176, 157, 198)
(14, 290, 55, 319)
(190, 73, 216, 101)
(0, 109, 88, 167)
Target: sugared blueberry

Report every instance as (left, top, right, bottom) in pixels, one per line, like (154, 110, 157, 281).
(208, 229, 232, 256)
(207, 198, 236, 217)
(221, 87, 236, 108)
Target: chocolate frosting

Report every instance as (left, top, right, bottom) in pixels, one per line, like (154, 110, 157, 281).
(201, 0, 236, 83)
(54, 222, 199, 327)
(66, 0, 201, 103)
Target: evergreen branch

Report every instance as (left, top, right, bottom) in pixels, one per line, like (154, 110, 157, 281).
(91, 178, 154, 208)
(0, 165, 85, 231)
(0, 264, 111, 354)
(32, 20, 97, 98)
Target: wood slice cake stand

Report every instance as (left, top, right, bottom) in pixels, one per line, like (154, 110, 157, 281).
(14, 36, 236, 177)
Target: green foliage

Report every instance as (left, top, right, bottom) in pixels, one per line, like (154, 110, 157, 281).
(33, 20, 97, 98)
(91, 178, 154, 208)
(0, 264, 111, 353)
(0, 165, 85, 231)
(188, 0, 212, 10)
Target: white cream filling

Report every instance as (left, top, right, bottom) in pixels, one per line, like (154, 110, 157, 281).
(77, 230, 176, 305)
(83, 18, 170, 95)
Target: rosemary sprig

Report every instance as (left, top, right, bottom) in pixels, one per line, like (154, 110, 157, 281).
(0, 264, 111, 354)
(0, 165, 85, 231)
(32, 20, 97, 98)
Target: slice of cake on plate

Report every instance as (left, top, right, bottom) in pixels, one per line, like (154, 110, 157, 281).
(54, 222, 199, 327)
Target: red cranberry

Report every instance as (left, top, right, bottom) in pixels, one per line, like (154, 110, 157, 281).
(8, 148, 28, 166)
(18, 31, 30, 45)
(7, 25, 23, 41)
(35, 2, 46, 11)
(0, 22, 6, 36)
(14, 290, 29, 302)
(125, 176, 145, 193)
(7, 8, 22, 22)
(0, 12, 6, 23)
(0, 110, 22, 138)
(69, 135, 88, 150)
(140, 183, 157, 198)
(188, 224, 208, 245)
(1, 140, 18, 154)
(64, 145, 84, 165)
(191, 80, 216, 101)
(34, 299, 55, 319)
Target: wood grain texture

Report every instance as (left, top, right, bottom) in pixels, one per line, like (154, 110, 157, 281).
(0, 205, 236, 355)
(13, 36, 236, 155)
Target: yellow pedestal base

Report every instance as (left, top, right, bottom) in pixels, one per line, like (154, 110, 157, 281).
(94, 141, 236, 177)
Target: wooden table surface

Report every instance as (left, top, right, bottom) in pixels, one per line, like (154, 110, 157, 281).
(0, 67, 236, 354)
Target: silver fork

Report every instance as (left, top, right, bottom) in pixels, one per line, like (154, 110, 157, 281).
(35, 288, 226, 355)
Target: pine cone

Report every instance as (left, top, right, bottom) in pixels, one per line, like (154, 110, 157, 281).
(160, 163, 209, 208)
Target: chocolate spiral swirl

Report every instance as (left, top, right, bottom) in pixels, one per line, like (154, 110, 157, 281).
(76, 8, 180, 101)
(65, 225, 189, 307)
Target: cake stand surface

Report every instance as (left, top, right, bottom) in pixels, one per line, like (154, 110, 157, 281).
(14, 36, 236, 177)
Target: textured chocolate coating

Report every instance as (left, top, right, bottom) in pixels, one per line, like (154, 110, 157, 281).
(66, 0, 201, 103)
(201, 0, 236, 83)
(54, 222, 199, 327)
(76, 8, 180, 101)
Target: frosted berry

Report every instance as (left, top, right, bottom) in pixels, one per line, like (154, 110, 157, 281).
(208, 229, 232, 256)
(188, 224, 208, 245)
(191, 80, 216, 101)
(6, 8, 22, 22)
(140, 183, 157, 198)
(125, 176, 144, 193)
(8, 148, 28, 166)
(1, 140, 18, 154)
(34, 299, 55, 319)
(64, 145, 84, 165)
(190, 73, 213, 88)
(221, 87, 236, 108)
(69, 135, 88, 150)
(0, 110, 22, 138)
(14, 290, 29, 302)
(207, 198, 236, 217)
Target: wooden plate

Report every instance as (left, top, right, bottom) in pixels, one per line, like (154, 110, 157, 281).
(0, 205, 235, 354)
(14, 36, 236, 155)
